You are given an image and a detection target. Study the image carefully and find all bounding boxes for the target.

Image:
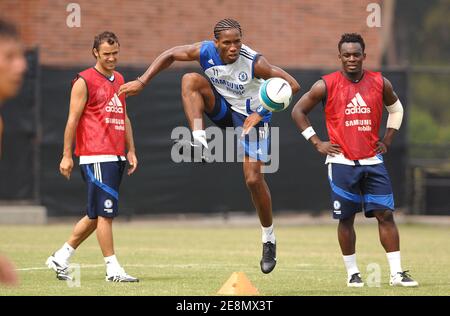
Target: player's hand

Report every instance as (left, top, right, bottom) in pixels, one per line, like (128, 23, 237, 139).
(59, 156, 74, 180)
(315, 141, 341, 156)
(118, 80, 145, 97)
(0, 255, 18, 286)
(127, 151, 138, 175)
(242, 113, 263, 136)
(376, 140, 388, 154)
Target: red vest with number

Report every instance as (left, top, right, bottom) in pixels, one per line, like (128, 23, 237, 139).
(74, 67, 126, 156)
(322, 70, 383, 160)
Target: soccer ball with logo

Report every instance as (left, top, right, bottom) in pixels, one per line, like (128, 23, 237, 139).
(259, 77, 293, 112)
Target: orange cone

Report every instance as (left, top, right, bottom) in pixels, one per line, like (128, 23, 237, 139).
(217, 272, 259, 295)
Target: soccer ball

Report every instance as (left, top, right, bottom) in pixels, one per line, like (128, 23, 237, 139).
(259, 77, 293, 112)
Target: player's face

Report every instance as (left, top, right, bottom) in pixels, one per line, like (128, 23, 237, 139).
(339, 42, 366, 74)
(94, 42, 119, 71)
(215, 28, 242, 64)
(0, 38, 26, 102)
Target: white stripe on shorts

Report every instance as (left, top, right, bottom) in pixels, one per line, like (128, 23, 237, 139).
(94, 163, 101, 182)
(97, 163, 102, 183)
(93, 163, 98, 180)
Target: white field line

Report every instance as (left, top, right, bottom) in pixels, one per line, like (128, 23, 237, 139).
(17, 262, 313, 271)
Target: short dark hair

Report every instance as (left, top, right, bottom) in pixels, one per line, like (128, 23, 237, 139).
(92, 31, 119, 58)
(0, 18, 19, 40)
(213, 18, 242, 39)
(338, 33, 365, 52)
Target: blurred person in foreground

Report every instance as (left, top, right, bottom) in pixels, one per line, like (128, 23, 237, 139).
(0, 18, 27, 286)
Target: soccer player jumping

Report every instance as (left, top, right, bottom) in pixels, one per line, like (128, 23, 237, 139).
(118, 19, 300, 274)
(292, 33, 418, 287)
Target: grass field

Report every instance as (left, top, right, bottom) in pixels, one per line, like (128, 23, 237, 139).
(0, 222, 449, 296)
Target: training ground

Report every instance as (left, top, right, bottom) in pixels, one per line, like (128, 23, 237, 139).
(0, 213, 449, 296)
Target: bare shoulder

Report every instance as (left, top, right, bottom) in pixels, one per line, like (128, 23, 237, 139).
(309, 79, 326, 98)
(72, 76, 87, 90)
(383, 76, 394, 91)
(71, 77, 88, 99)
(254, 55, 270, 68)
(172, 42, 202, 61)
(382, 76, 398, 104)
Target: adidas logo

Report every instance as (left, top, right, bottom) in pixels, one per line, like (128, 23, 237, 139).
(345, 92, 371, 115)
(208, 59, 214, 65)
(106, 93, 124, 113)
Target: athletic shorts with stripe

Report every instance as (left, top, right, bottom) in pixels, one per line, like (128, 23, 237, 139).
(80, 161, 126, 219)
(327, 162, 395, 220)
(206, 88, 271, 163)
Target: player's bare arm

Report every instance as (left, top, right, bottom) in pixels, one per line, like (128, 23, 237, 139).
(291, 79, 341, 156)
(118, 43, 202, 97)
(125, 109, 137, 175)
(254, 56, 300, 94)
(59, 78, 87, 180)
(377, 77, 402, 154)
(242, 56, 301, 135)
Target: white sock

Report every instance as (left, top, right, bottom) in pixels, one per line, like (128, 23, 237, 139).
(54, 242, 75, 263)
(192, 130, 208, 148)
(261, 225, 276, 244)
(104, 255, 121, 274)
(386, 251, 402, 276)
(343, 254, 360, 278)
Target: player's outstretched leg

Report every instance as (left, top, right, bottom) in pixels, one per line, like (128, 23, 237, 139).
(175, 73, 216, 162)
(373, 210, 418, 287)
(243, 157, 276, 274)
(96, 216, 138, 282)
(338, 214, 364, 287)
(46, 215, 97, 281)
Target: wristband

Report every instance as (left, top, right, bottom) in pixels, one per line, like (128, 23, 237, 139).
(256, 105, 271, 117)
(301, 126, 316, 141)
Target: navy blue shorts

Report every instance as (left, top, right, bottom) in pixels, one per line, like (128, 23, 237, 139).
(80, 161, 126, 219)
(206, 89, 234, 129)
(206, 90, 271, 162)
(328, 163, 395, 219)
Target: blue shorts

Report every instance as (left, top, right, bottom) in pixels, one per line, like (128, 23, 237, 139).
(328, 163, 395, 219)
(206, 89, 234, 129)
(80, 161, 126, 219)
(206, 90, 271, 162)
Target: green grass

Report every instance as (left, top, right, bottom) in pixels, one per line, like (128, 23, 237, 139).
(0, 223, 449, 296)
